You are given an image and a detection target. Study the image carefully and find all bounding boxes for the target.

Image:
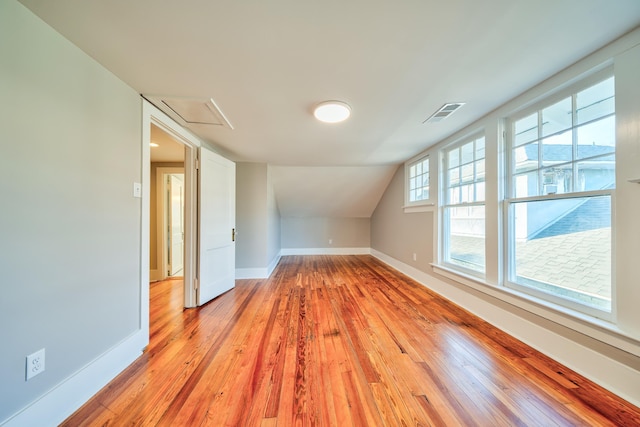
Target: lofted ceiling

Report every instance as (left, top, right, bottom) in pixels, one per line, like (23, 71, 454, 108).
(18, 0, 640, 217)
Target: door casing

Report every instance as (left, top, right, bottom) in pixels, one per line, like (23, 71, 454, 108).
(142, 100, 200, 314)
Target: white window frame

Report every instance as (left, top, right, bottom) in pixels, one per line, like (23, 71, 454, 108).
(404, 154, 432, 211)
(440, 132, 486, 278)
(504, 68, 615, 320)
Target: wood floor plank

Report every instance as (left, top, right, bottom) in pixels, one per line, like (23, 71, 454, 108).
(62, 255, 640, 426)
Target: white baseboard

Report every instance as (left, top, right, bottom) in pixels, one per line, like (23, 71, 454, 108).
(370, 248, 640, 408)
(281, 247, 371, 256)
(267, 253, 281, 277)
(235, 254, 282, 279)
(2, 331, 146, 427)
(235, 267, 269, 279)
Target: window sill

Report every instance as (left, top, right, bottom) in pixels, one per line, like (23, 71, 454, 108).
(431, 263, 640, 358)
(403, 203, 435, 213)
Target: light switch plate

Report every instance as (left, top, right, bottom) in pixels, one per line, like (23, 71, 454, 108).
(133, 182, 142, 198)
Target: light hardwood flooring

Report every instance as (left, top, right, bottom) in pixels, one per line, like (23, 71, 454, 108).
(62, 255, 640, 426)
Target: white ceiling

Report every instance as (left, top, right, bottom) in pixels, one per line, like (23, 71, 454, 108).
(19, 0, 640, 217)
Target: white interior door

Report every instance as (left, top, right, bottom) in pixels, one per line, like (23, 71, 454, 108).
(168, 174, 184, 276)
(197, 146, 235, 306)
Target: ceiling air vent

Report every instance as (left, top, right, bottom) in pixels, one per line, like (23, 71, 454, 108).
(423, 102, 465, 124)
(145, 96, 234, 130)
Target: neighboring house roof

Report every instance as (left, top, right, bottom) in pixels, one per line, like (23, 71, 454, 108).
(523, 144, 614, 162)
(533, 195, 611, 240)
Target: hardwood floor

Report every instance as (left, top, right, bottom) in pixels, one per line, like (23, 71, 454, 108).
(62, 255, 640, 426)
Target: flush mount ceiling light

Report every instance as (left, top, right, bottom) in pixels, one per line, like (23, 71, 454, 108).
(313, 101, 351, 123)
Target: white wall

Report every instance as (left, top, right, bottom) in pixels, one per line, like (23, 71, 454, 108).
(266, 165, 281, 269)
(236, 163, 268, 269)
(235, 163, 282, 278)
(281, 217, 371, 253)
(0, 1, 145, 424)
(371, 28, 640, 405)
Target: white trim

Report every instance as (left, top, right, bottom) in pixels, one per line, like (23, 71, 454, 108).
(236, 268, 269, 279)
(235, 253, 282, 279)
(267, 253, 282, 277)
(430, 262, 639, 354)
(143, 99, 201, 308)
(404, 154, 432, 207)
(1, 331, 145, 427)
(281, 247, 371, 256)
(402, 203, 435, 213)
(370, 248, 640, 408)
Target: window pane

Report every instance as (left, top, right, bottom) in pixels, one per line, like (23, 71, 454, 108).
(461, 142, 474, 164)
(541, 130, 572, 167)
(577, 154, 615, 191)
(514, 113, 538, 147)
(476, 158, 485, 181)
(448, 148, 460, 168)
(577, 77, 614, 124)
(407, 157, 430, 203)
(476, 182, 485, 201)
(475, 137, 485, 159)
(419, 188, 429, 201)
(513, 171, 538, 198)
(449, 187, 460, 204)
(509, 196, 611, 311)
(449, 167, 460, 186)
(513, 143, 538, 174)
(461, 163, 474, 184)
(577, 116, 615, 159)
(460, 184, 473, 203)
(542, 166, 572, 195)
(421, 159, 429, 173)
(542, 97, 572, 137)
(446, 206, 485, 273)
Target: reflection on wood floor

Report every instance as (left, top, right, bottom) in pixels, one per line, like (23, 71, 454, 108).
(62, 255, 640, 426)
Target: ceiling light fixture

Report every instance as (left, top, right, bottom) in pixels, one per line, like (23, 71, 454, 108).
(313, 101, 351, 123)
(150, 142, 159, 147)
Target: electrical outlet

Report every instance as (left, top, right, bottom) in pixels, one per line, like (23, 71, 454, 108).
(328, 239, 333, 245)
(26, 348, 45, 380)
(413, 253, 417, 261)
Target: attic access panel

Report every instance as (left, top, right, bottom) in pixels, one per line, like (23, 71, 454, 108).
(145, 96, 234, 130)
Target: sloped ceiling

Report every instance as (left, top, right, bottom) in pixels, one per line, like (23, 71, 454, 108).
(270, 166, 398, 218)
(18, 0, 640, 217)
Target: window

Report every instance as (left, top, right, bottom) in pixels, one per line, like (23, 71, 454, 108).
(442, 134, 486, 275)
(506, 74, 614, 315)
(406, 155, 430, 204)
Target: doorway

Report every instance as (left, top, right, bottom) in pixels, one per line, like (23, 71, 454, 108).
(144, 114, 199, 310)
(153, 167, 185, 280)
(167, 173, 184, 277)
(141, 98, 236, 324)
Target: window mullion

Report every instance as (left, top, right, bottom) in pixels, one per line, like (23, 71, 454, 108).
(537, 111, 543, 196)
(572, 94, 578, 193)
